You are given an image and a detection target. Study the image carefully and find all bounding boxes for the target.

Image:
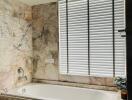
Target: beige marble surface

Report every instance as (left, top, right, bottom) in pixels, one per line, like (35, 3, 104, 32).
(32, 2, 59, 81)
(0, 0, 33, 90)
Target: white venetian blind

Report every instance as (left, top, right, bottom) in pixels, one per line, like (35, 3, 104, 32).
(68, 0, 88, 75)
(59, 0, 126, 77)
(59, 0, 68, 74)
(89, 0, 113, 77)
(114, 0, 126, 77)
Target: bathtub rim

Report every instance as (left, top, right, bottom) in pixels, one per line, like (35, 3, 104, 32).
(5, 83, 120, 100)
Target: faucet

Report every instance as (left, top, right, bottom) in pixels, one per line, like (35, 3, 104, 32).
(17, 67, 27, 81)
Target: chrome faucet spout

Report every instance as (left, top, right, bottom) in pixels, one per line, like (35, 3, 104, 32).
(18, 67, 24, 76)
(17, 67, 27, 81)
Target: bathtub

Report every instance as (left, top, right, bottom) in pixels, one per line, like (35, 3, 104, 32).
(6, 83, 120, 100)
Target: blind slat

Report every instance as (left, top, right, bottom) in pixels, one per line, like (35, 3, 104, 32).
(59, 0, 126, 77)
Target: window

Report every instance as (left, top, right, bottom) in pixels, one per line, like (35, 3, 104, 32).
(59, 0, 126, 77)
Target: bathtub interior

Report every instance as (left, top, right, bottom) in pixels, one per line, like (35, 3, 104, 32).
(6, 83, 120, 100)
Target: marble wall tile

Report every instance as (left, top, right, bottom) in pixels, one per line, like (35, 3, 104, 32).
(0, 0, 33, 90)
(32, 2, 59, 81)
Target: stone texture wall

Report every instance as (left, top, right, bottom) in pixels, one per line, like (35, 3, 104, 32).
(32, 2, 59, 80)
(32, 2, 115, 87)
(0, 0, 32, 90)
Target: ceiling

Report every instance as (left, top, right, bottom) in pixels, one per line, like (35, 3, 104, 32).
(18, 0, 58, 6)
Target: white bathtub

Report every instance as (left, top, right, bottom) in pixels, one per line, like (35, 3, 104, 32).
(7, 83, 120, 100)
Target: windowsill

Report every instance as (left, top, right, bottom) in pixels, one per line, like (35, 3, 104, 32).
(32, 77, 117, 91)
(59, 74, 115, 87)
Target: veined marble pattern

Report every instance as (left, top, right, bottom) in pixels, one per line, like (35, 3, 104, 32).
(32, 2, 59, 80)
(0, 0, 33, 90)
